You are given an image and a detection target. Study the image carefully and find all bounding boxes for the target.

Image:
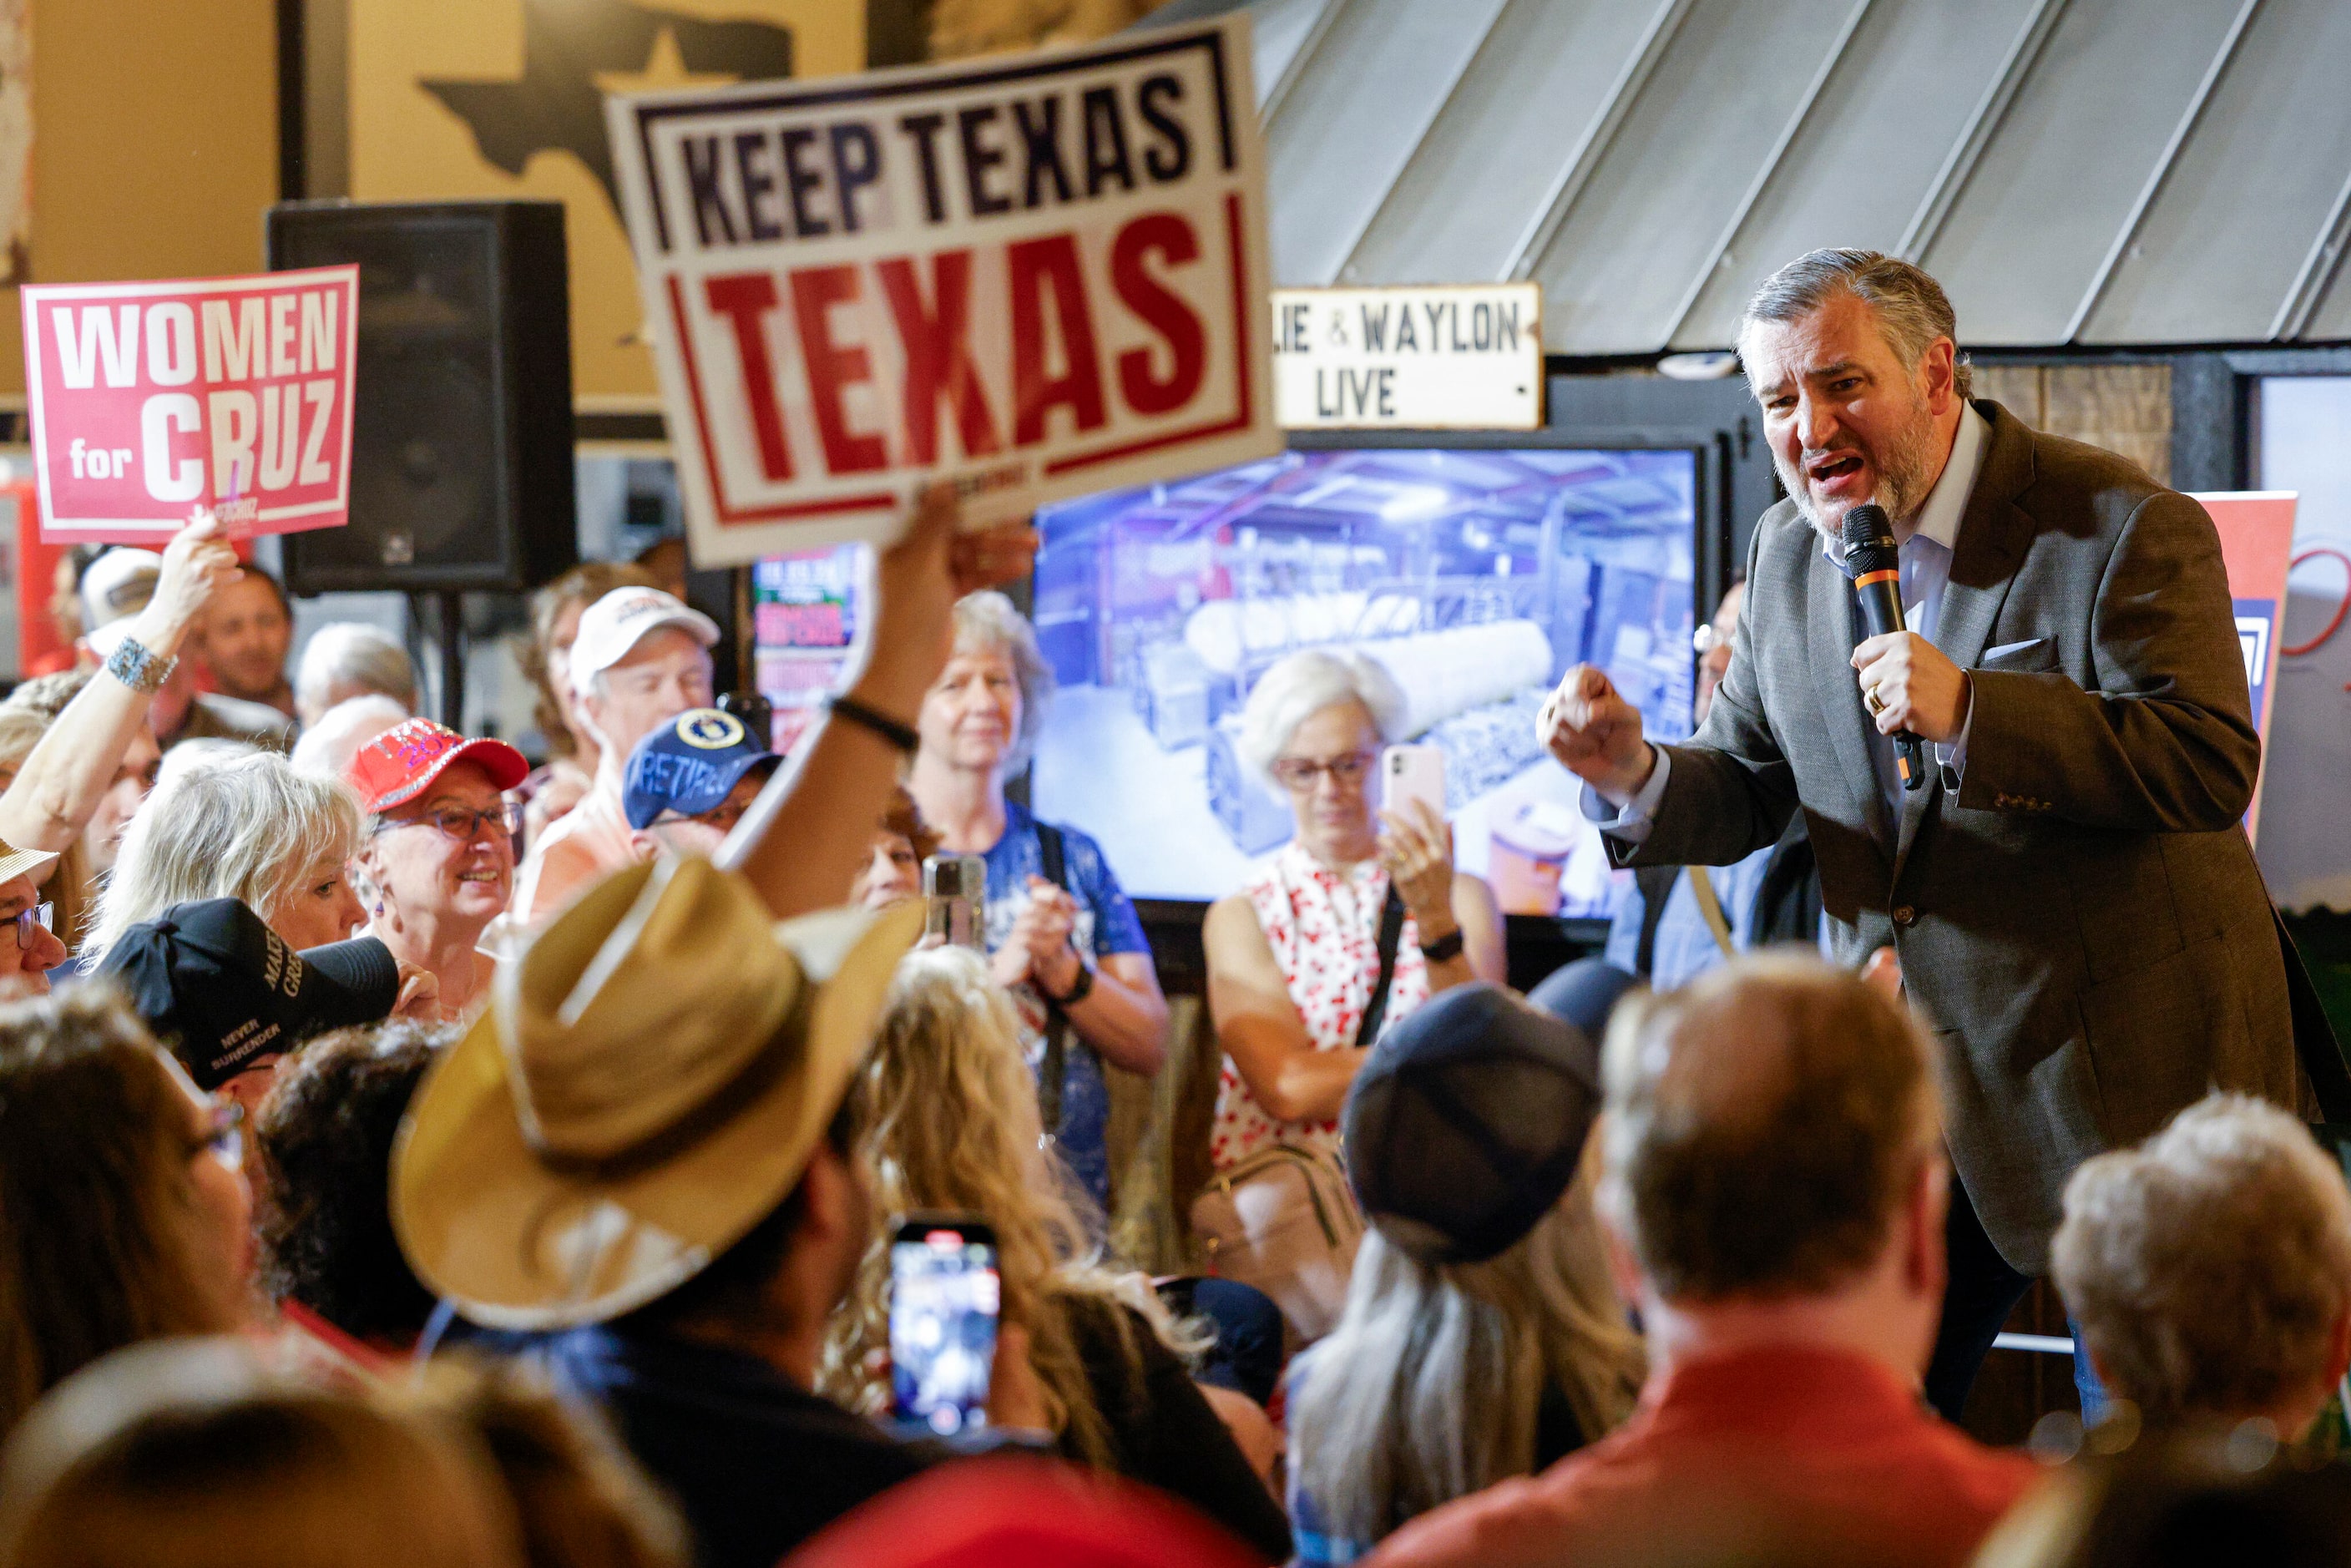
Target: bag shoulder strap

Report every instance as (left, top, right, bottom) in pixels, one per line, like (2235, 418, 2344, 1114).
(1035, 821, 1071, 1136)
(1208, 1142, 1356, 1248)
(1686, 866, 1737, 959)
(1353, 882, 1408, 1050)
(1037, 819, 1066, 890)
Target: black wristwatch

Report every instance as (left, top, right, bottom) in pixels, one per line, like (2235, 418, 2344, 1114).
(1049, 949, 1096, 1007)
(1419, 928, 1466, 964)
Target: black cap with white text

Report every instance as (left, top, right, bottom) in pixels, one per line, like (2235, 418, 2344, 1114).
(93, 899, 400, 1092)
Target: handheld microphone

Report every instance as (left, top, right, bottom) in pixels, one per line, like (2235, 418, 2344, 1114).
(1841, 503, 1926, 792)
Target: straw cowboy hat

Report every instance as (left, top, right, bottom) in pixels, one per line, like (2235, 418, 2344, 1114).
(0, 835, 58, 887)
(392, 855, 923, 1330)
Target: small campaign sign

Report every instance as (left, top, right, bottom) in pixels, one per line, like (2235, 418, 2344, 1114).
(1272, 284, 1542, 431)
(605, 17, 1279, 565)
(2195, 489, 2298, 846)
(21, 266, 360, 544)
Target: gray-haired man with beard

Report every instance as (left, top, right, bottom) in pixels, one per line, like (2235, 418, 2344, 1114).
(1539, 248, 2301, 1418)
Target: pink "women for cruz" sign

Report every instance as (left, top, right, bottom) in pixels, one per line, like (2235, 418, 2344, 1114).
(20, 265, 359, 544)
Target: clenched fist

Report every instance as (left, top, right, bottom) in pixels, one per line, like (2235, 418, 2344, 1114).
(1537, 665, 1657, 804)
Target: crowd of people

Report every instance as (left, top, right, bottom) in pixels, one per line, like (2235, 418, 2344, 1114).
(0, 250, 2345, 1568)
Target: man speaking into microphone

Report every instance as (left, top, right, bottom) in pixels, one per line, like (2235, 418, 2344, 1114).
(1540, 249, 2300, 1417)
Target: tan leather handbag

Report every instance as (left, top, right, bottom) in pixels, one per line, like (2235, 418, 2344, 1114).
(1188, 884, 1404, 1346)
(1188, 1141, 1363, 1346)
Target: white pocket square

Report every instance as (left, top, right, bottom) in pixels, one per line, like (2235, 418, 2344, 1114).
(1984, 638, 2054, 666)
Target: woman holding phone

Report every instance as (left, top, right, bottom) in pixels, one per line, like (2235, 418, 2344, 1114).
(822, 947, 1292, 1563)
(1205, 650, 1506, 1170)
(1197, 650, 1505, 1340)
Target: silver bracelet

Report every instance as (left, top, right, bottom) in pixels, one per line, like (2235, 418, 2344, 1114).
(104, 634, 177, 695)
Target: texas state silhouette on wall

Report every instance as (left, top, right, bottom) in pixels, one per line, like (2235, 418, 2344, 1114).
(346, 0, 858, 398)
(422, 0, 794, 219)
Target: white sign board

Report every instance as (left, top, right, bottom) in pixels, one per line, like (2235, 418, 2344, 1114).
(605, 18, 1281, 565)
(1272, 283, 1542, 430)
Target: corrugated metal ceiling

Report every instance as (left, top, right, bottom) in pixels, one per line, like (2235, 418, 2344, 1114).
(1150, 0, 2351, 355)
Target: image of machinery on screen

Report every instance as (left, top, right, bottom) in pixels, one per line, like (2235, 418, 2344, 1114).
(1029, 447, 1699, 916)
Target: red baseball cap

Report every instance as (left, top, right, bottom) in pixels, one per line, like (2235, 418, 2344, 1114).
(342, 717, 529, 813)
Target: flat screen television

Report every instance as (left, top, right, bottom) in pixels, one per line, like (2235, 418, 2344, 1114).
(1028, 442, 1704, 918)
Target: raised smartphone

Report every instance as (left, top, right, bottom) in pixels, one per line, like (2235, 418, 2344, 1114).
(1382, 743, 1448, 821)
(888, 1213, 1001, 1436)
(716, 690, 775, 751)
(921, 853, 987, 949)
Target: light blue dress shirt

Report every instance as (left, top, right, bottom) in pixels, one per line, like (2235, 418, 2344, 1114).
(1602, 845, 1777, 990)
(1589, 404, 1989, 846)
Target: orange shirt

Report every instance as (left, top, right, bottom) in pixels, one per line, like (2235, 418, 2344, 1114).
(511, 783, 643, 926)
(1370, 1343, 2041, 1568)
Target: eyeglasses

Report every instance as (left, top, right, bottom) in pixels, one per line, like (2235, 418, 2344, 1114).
(1270, 751, 1376, 792)
(2, 903, 53, 951)
(192, 1100, 245, 1171)
(1693, 623, 1730, 655)
(374, 803, 524, 843)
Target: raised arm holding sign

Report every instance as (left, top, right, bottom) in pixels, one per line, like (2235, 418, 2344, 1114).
(604, 18, 1278, 565)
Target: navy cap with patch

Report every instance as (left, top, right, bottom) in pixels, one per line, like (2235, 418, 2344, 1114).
(622, 707, 781, 831)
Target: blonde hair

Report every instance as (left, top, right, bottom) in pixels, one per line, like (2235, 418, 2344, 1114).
(0, 709, 48, 782)
(1289, 1144, 1646, 1545)
(2055, 1093, 2351, 1425)
(82, 751, 361, 967)
(818, 947, 1195, 1467)
(948, 592, 1054, 771)
(0, 1338, 525, 1568)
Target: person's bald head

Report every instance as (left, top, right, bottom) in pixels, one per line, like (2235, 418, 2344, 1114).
(1600, 954, 1940, 1302)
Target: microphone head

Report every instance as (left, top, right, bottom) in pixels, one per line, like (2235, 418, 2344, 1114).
(1841, 503, 1895, 569)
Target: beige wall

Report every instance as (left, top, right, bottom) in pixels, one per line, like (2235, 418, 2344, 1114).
(1974, 362, 2173, 486)
(2, 0, 280, 397)
(928, 0, 1163, 58)
(348, 0, 862, 405)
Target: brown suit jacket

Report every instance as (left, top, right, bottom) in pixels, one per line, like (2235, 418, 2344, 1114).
(1616, 399, 2296, 1272)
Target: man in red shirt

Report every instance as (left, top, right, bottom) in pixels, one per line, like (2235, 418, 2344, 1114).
(1373, 955, 2040, 1568)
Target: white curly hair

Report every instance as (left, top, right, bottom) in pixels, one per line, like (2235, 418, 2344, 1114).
(1235, 649, 1408, 785)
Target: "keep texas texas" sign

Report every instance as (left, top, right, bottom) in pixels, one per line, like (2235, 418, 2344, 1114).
(605, 18, 1279, 564)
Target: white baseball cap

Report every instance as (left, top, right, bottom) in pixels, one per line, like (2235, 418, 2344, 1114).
(79, 549, 164, 633)
(568, 587, 720, 685)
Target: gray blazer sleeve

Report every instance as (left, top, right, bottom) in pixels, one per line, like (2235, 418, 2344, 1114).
(1959, 491, 2261, 833)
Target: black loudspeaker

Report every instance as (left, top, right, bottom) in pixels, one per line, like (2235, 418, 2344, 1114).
(265, 200, 579, 594)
